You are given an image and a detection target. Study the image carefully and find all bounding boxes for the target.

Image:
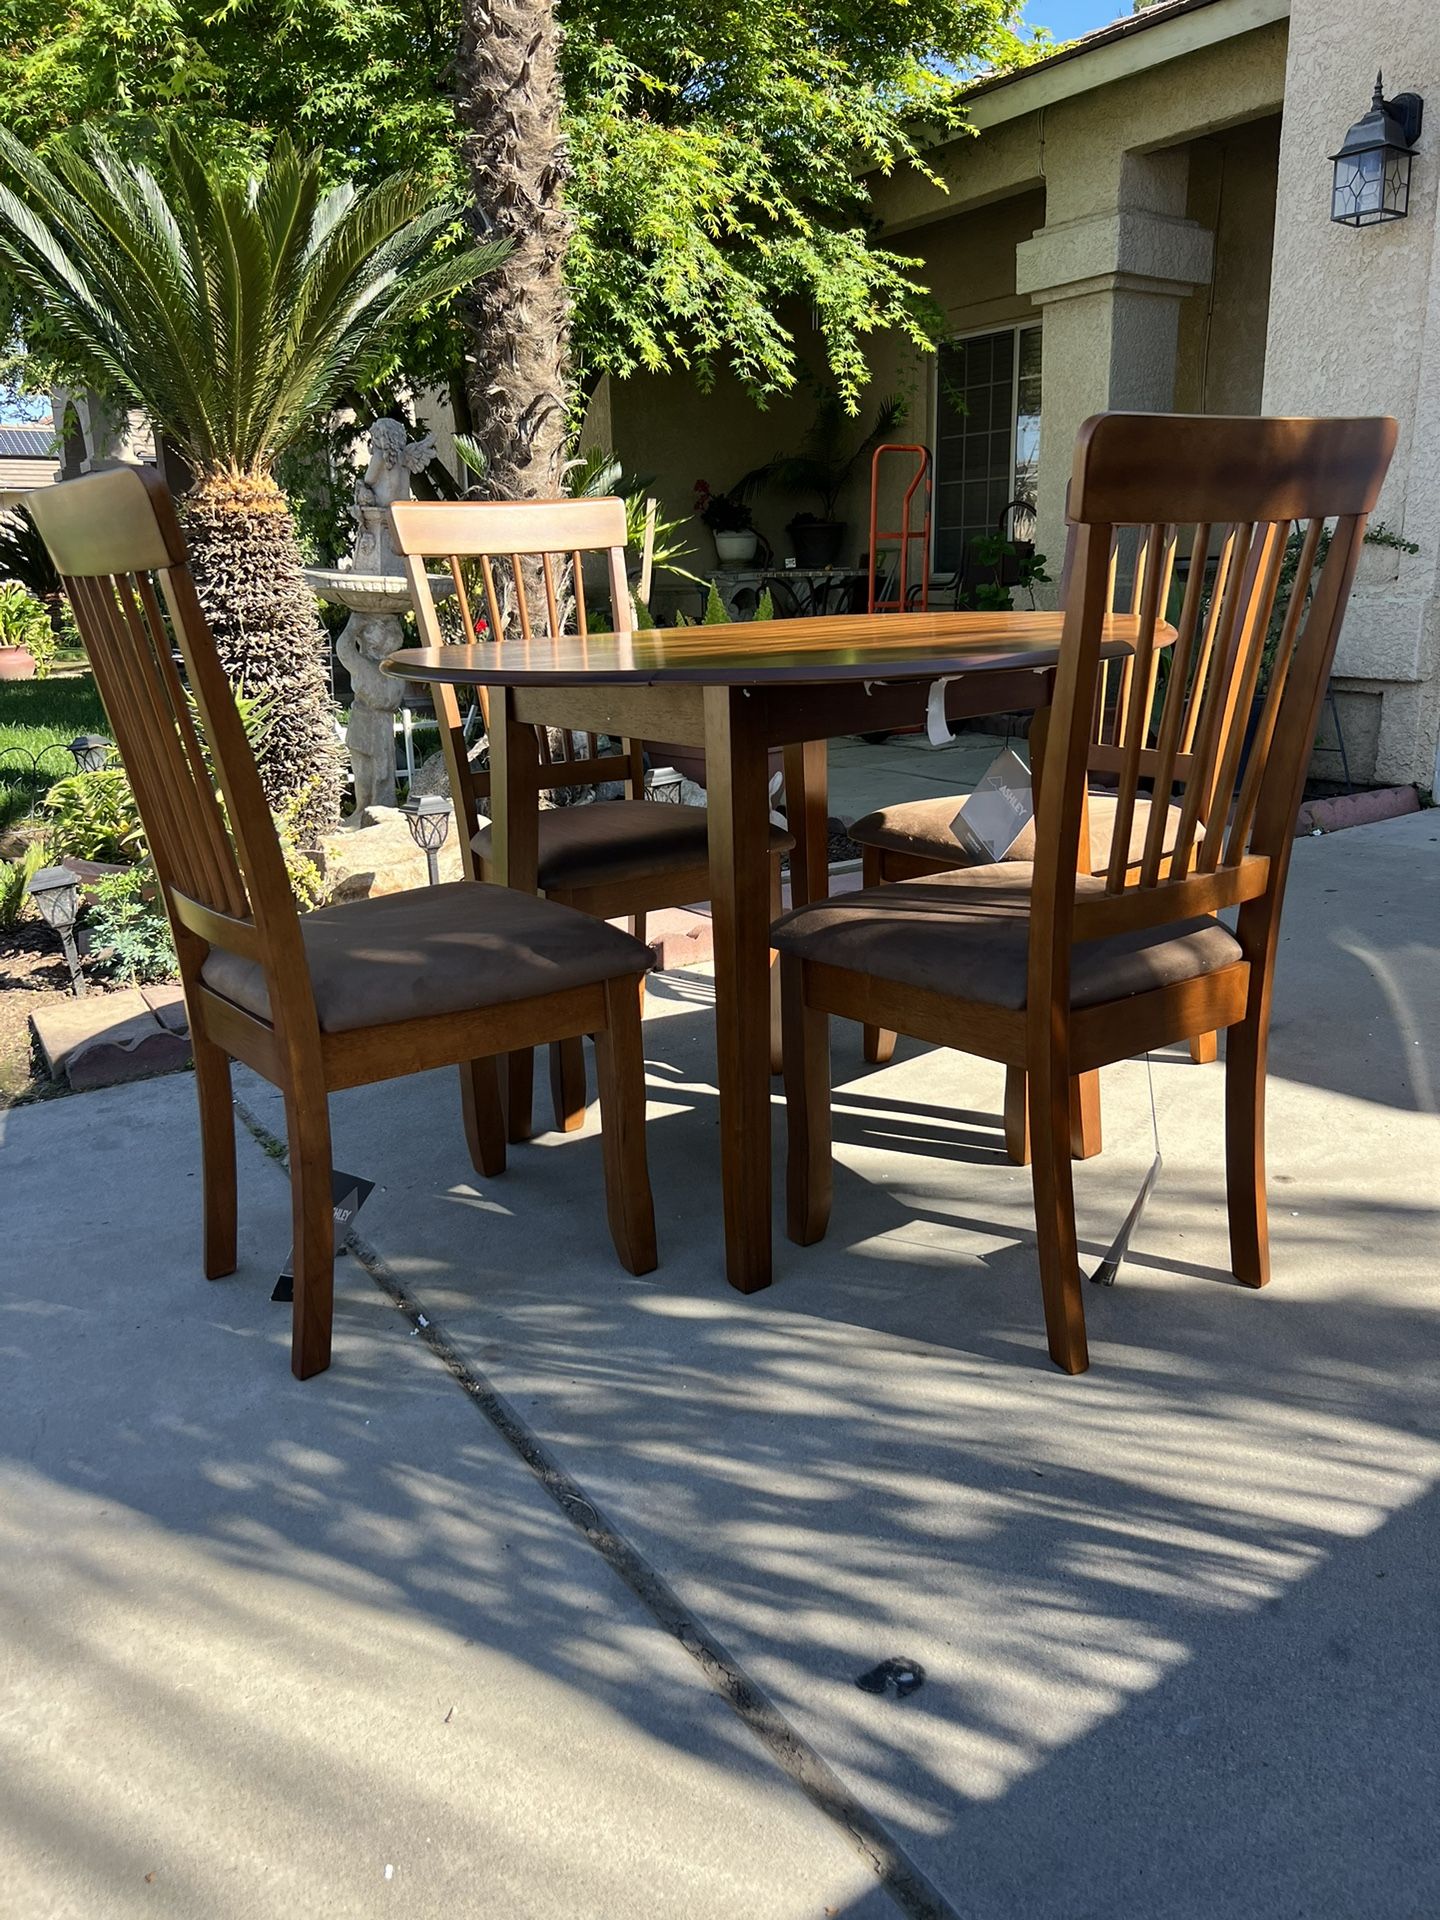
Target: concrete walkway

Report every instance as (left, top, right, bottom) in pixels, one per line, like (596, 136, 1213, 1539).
(3, 814, 1438, 1917)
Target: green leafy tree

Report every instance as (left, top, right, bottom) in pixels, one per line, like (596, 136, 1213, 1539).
(0, 127, 505, 823)
(0, 0, 1046, 465)
(562, 2, 1047, 410)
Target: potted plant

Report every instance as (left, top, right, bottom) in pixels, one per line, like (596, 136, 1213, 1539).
(0, 580, 54, 681)
(742, 388, 904, 570)
(694, 479, 758, 565)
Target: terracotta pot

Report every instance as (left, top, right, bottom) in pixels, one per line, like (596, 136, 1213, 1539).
(0, 646, 37, 681)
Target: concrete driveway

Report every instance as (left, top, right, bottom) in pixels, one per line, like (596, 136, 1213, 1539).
(3, 812, 1438, 1918)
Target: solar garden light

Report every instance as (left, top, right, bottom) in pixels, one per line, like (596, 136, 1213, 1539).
(27, 865, 87, 996)
(401, 793, 452, 886)
(646, 765, 684, 804)
(67, 734, 112, 772)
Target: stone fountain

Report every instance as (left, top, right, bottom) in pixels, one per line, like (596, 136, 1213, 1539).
(304, 420, 455, 824)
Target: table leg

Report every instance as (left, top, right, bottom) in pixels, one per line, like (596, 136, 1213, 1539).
(782, 741, 829, 908)
(705, 686, 776, 1293)
(488, 688, 541, 1142)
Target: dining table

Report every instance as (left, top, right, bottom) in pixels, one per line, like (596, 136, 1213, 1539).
(383, 608, 1147, 1297)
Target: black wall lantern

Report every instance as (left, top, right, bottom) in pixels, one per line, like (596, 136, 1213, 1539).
(1331, 73, 1424, 227)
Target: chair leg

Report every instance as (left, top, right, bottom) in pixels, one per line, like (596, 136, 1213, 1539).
(1006, 1066, 1101, 1162)
(1027, 1047, 1089, 1374)
(782, 954, 832, 1245)
(1225, 1008, 1270, 1289)
(1003, 1065, 1030, 1165)
(860, 846, 897, 1066)
(769, 858, 784, 1076)
(1069, 1071, 1102, 1160)
(505, 1049, 535, 1143)
(460, 1057, 506, 1177)
(193, 1031, 237, 1279)
(549, 1038, 588, 1132)
(1190, 1031, 1218, 1065)
(593, 976, 657, 1276)
(283, 1085, 336, 1381)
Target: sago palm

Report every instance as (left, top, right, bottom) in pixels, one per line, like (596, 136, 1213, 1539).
(0, 127, 507, 826)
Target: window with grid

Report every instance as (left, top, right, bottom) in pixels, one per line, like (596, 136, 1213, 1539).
(933, 324, 1042, 575)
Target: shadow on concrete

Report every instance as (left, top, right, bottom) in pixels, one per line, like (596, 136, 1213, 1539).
(2, 818, 1436, 1915)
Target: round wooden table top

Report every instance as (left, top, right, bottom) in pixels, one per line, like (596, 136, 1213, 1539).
(383, 609, 1158, 689)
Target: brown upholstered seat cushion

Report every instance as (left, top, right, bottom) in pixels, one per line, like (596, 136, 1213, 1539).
(850, 790, 1183, 872)
(772, 863, 1242, 1012)
(201, 881, 651, 1036)
(473, 799, 793, 893)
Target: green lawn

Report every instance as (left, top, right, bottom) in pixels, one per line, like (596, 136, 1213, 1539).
(0, 674, 108, 830)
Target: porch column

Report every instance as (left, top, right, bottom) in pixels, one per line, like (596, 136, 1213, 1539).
(1016, 151, 1213, 582)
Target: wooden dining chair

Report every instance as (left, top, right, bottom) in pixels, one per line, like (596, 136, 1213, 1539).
(851, 517, 1219, 1144)
(387, 496, 793, 1141)
(773, 411, 1395, 1374)
(30, 466, 658, 1381)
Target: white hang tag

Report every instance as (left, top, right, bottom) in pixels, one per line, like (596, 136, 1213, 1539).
(925, 676, 960, 747)
(949, 747, 1034, 863)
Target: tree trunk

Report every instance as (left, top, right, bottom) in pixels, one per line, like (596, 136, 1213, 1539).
(455, 0, 573, 500)
(183, 473, 343, 834)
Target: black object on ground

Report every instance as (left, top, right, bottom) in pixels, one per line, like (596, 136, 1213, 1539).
(856, 1658, 926, 1699)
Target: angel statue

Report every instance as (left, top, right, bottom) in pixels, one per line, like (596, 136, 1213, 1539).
(349, 418, 437, 575)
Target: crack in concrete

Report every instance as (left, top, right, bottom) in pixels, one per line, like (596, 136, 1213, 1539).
(235, 1094, 962, 1920)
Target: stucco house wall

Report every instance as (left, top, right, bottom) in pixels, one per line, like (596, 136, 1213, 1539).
(1264, 0, 1440, 789)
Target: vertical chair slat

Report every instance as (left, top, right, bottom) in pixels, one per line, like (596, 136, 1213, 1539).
(1139, 522, 1213, 887)
(1197, 519, 1291, 872)
(66, 574, 189, 894)
(1170, 521, 1255, 872)
(1226, 516, 1326, 863)
(1179, 525, 1240, 756)
(1105, 522, 1169, 892)
(137, 570, 250, 919)
(510, 554, 533, 642)
(540, 551, 563, 640)
(100, 575, 208, 905)
(447, 556, 478, 644)
(572, 552, 589, 638)
(478, 557, 505, 644)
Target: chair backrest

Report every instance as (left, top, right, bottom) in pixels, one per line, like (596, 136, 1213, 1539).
(387, 497, 643, 875)
(28, 466, 316, 1039)
(1030, 411, 1395, 1015)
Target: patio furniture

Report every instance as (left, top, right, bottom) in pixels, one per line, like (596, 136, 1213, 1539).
(771, 410, 1396, 1374)
(385, 603, 1158, 1298)
(851, 521, 1215, 1145)
(387, 496, 795, 1139)
(30, 467, 658, 1380)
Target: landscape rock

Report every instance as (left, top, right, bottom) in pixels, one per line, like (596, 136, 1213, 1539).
(317, 810, 465, 902)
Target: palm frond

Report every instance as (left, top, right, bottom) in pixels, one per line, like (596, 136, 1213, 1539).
(0, 128, 506, 478)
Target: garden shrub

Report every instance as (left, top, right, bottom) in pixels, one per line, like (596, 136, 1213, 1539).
(0, 840, 45, 931)
(86, 865, 177, 984)
(42, 767, 145, 862)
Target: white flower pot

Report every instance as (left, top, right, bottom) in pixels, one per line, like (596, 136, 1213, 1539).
(714, 530, 758, 564)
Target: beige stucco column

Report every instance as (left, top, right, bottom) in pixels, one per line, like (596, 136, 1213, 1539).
(1016, 150, 1214, 585)
(1264, 0, 1440, 789)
